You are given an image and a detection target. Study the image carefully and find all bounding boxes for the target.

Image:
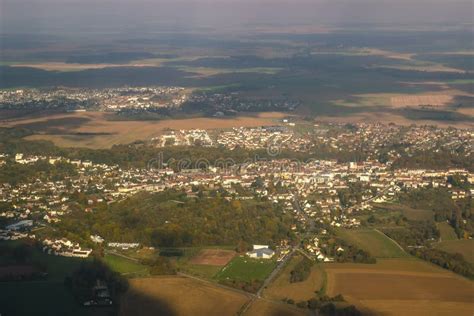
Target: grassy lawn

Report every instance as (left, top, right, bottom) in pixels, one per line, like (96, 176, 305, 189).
(435, 239, 474, 265)
(374, 203, 433, 221)
(103, 253, 149, 276)
(437, 222, 458, 241)
(215, 255, 276, 282)
(336, 228, 409, 258)
(179, 264, 223, 279)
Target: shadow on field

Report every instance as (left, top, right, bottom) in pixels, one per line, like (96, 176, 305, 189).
(15, 117, 91, 133)
(119, 287, 176, 316)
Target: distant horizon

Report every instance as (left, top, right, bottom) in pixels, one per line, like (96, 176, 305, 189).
(1, 0, 473, 36)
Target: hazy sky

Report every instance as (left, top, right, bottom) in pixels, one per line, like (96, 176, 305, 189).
(1, 0, 473, 35)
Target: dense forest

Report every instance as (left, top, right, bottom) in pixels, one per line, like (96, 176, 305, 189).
(54, 191, 295, 248)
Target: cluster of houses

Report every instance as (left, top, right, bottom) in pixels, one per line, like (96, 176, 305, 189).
(42, 238, 93, 258)
(107, 242, 140, 250)
(216, 126, 312, 152)
(0, 86, 188, 112)
(154, 129, 214, 147)
(304, 235, 339, 262)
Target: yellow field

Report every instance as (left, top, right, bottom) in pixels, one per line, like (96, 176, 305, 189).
(10, 62, 160, 72)
(324, 259, 474, 316)
(120, 276, 308, 316)
(264, 255, 325, 302)
(391, 94, 453, 107)
(246, 299, 307, 316)
(120, 276, 250, 316)
(3, 111, 286, 148)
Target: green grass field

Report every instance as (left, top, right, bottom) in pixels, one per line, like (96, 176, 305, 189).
(374, 203, 433, 221)
(336, 228, 409, 258)
(435, 239, 474, 265)
(215, 256, 276, 282)
(181, 264, 223, 279)
(437, 222, 459, 241)
(103, 253, 149, 276)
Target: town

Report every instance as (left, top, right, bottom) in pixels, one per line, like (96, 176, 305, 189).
(1, 122, 472, 264)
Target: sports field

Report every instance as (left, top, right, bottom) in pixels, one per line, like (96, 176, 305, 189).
(215, 255, 277, 282)
(324, 258, 474, 316)
(335, 228, 409, 258)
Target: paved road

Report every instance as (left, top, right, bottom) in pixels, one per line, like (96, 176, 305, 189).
(239, 193, 315, 315)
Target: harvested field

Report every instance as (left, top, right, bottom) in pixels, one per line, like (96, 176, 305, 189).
(329, 273, 473, 302)
(120, 276, 250, 316)
(10, 62, 162, 72)
(391, 94, 453, 107)
(189, 249, 236, 266)
(264, 255, 325, 302)
(3, 111, 286, 148)
(325, 259, 474, 316)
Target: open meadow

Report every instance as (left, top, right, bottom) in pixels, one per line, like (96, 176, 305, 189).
(335, 228, 409, 258)
(437, 222, 459, 241)
(103, 253, 149, 276)
(324, 258, 474, 316)
(374, 203, 434, 221)
(435, 239, 474, 265)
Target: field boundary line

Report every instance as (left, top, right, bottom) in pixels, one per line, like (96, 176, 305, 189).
(373, 228, 407, 254)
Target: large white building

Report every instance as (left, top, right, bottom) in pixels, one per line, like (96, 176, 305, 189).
(246, 245, 275, 259)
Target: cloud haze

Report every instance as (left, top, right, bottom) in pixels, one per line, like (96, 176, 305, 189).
(1, 0, 472, 35)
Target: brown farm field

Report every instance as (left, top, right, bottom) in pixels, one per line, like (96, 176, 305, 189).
(264, 254, 325, 302)
(324, 258, 474, 316)
(189, 248, 236, 266)
(120, 276, 250, 316)
(2, 111, 286, 148)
